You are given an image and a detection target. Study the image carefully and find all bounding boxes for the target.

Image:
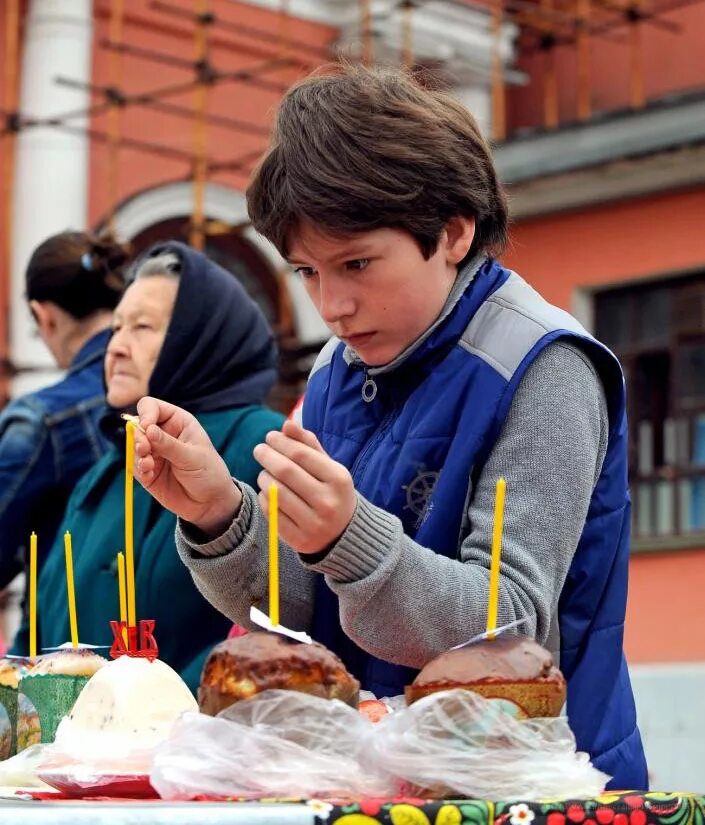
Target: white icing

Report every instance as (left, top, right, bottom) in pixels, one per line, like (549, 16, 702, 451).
(54, 657, 197, 763)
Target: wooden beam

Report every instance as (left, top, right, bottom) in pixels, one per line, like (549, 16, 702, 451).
(106, 0, 125, 235)
(492, 0, 506, 140)
(360, 0, 374, 64)
(540, 0, 559, 129)
(189, 0, 210, 251)
(629, 6, 646, 109)
(401, 1, 414, 69)
(576, 0, 592, 120)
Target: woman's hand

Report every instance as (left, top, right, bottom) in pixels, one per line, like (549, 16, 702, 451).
(133, 396, 241, 538)
(254, 419, 356, 554)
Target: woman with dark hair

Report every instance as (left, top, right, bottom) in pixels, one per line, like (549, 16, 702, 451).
(0, 231, 129, 589)
(16, 242, 283, 690)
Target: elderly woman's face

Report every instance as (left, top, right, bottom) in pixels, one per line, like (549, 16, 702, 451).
(105, 275, 178, 408)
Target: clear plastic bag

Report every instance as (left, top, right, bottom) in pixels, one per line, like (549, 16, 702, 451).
(371, 689, 610, 800)
(0, 714, 170, 796)
(150, 689, 397, 800)
(0, 744, 55, 789)
(48, 714, 160, 774)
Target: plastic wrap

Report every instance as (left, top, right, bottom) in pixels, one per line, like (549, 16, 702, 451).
(150, 689, 397, 800)
(152, 688, 606, 802)
(0, 744, 55, 789)
(24, 714, 162, 796)
(371, 688, 609, 800)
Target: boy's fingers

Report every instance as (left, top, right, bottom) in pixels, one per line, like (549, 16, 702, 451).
(134, 455, 157, 487)
(255, 439, 332, 487)
(136, 453, 155, 475)
(257, 470, 311, 526)
(281, 419, 325, 452)
(257, 491, 303, 545)
(136, 396, 163, 427)
(137, 396, 191, 438)
(145, 423, 194, 467)
(263, 429, 335, 478)
(254, 443, 321, 495)
(134, 433, 151, 458)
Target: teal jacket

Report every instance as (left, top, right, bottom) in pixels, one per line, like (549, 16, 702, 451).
(16, 405, 283, 692)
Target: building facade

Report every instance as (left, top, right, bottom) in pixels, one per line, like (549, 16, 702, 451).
(2, 0, 705, 788)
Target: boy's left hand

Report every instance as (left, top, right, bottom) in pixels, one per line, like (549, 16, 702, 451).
(254, 419, 356, 554)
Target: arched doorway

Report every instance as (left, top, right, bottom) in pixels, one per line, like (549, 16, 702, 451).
(129, 218, 281, 327)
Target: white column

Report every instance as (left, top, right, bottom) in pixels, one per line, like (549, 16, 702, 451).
(453, 86, 493, 142)
(242, 2, 519, 142)
(10, 0, 93, 397)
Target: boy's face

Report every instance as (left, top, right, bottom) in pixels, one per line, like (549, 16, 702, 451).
(287, 219, 475, 367)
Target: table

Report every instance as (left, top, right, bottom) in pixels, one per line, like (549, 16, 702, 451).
(1, 790, 703, 825)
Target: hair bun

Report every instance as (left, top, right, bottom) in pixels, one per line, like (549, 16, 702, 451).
(86, 233, 132, 291)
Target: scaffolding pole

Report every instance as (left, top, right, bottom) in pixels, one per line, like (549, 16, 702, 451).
(360, 0, 374, 64)
(106, 0, 125, 235)
(576, 0, 592, 120)
(401, 1, 414, 69)
(190, 0, 211, 250)
(540, 0, 559, 128)
(628, 3, 646, 108)
(491, 0, 507, 140)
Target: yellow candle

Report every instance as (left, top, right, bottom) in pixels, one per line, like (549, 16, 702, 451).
(64, 531, 79, 648)
(268, 483, 279, 627)
(486, 477, 506, 640)
(124, 420, 137, 634)
(29, 532, 37, 658)
(117, 551, 128, 646)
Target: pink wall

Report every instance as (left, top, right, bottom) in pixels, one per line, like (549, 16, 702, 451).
(503, 188, 705, 307)
(507, 4, 705, 133)
(626, 549, 705, 663)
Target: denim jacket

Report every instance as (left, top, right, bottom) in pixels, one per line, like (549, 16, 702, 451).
(0, 329, 111, 588)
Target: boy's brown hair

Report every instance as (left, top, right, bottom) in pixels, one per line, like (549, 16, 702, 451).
(247, 64, 508, 264)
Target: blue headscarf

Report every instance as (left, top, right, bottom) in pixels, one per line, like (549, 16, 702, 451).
(142, 241, 278, 411)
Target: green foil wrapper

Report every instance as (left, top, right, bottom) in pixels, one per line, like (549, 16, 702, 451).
(18, 673, 89, 749)
(0, 683, 18, 760)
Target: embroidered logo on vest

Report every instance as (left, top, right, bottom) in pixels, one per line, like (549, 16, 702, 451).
(403, 468, 440, 529)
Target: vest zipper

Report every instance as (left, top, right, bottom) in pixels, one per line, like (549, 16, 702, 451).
(350, 409, 396, 483)
(350, 373, 396, 484)
(361, 372, 378, 403)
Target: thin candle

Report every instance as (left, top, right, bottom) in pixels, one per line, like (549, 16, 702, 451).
(268, 483, 279, 627)
(120, 412, 146, 434)
(486, 477, 506, 640)
(117, 551, 128, 647)
(124, 420, 137, 638)
(64, 531, 79, 648)
(29, 532, 37, 658)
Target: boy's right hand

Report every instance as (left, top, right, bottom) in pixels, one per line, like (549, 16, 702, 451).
(133, 396, 242, 539)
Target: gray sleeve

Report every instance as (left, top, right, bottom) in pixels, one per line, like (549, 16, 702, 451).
(304, 342, 609, 668)
(175, 481, 315, 633)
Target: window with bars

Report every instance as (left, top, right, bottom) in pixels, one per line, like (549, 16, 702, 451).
(595, 272, 705, 542)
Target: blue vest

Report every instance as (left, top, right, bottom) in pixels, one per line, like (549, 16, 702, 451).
(303, 258, 647, 790)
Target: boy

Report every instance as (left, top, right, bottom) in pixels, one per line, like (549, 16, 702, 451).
(133, 65, 647, 788)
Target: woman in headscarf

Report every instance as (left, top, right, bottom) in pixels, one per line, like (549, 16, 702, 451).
(14, 242, 283, 689)
(0, 231, 129, 590)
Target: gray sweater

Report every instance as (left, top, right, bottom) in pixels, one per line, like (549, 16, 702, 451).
(176, 341, 608, 669)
